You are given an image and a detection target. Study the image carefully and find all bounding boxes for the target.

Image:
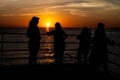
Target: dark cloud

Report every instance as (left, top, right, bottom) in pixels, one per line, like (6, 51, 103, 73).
(0, 0, 120, 18)
(102, 0, 120, 5)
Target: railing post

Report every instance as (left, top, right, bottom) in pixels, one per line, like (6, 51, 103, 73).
(1, 33, 3, 64)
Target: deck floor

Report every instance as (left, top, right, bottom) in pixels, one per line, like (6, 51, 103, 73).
(0, 64, 118, 80)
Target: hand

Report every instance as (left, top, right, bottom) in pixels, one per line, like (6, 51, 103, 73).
(46, 32, 50, 36)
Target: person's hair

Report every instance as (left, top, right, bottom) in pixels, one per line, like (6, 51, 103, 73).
(55, 22, 62, 30)
(97, 22, 105, 31)
(94, 22, 106, 36)
(29, 16, 39, 27)
(97, 22, 104, 27)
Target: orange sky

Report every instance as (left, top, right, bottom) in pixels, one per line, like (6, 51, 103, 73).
(0, 0, 120, 28)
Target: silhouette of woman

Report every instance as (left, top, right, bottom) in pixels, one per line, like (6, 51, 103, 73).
(47, 22, 68, 64)
(27, 16, 41, 65)
(77, 27, 91, 64)
(89, 22, 113, 72)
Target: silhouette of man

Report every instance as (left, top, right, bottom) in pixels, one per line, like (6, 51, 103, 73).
(77, 27, 91, 64)
(89, 22, 113, 73)
(27, 16, 41, 65)
(47, 22, 68, 64)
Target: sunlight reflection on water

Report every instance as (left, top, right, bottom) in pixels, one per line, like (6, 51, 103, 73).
(38, 35, 54, 64)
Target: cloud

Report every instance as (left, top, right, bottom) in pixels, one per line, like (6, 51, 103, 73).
(44, 1, 108, 16)
(101, 0, 120, 5)
(0, 0, 120, 18)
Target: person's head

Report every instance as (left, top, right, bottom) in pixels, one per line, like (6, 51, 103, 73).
(81, 27, 89, 34)
(94, 22, 105, 36)
(97, 22, 105, 30)
(29, 16, 39, 27)
(55, 22, 62, 30)
(83, 27, 88, 31)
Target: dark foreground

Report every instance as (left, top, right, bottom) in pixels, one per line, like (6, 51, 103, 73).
(0, 64, 118, 80)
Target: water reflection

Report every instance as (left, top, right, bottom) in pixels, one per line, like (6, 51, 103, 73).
(38, 35, 54, 64)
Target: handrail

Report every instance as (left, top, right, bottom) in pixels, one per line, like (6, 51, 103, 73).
(0, 33, 120, 60)
(108, 60, 120, 67)
(0, 49, 77, 51)
(1, 33, 3, 64)
(108, 51, 120, 57)
(0, 41, 79, 44)
(0, 33, 79, 36)
(109, 70, 120, 79)
(0, 32, 120, 79)
(114, 42, 120, 46)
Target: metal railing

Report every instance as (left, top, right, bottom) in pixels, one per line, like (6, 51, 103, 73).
(0, 33, 120, 79)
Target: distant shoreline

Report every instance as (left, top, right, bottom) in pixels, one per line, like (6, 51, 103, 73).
(0, 26, 120, 29)
(0, 26, 85, 29)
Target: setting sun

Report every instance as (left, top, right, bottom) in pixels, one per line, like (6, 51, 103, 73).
(46, 22, 50, 27)
(46, 22, 50, 32)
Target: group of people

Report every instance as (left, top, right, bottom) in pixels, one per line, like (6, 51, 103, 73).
(27, 16, 113, 72)
(77, 23, 113, 72)
(27, 16, 67, 65)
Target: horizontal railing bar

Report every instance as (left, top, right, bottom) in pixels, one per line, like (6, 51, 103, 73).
(0, 42, 79, 44)
(0, 56, 77, 60)
(65, 54, 77, 59)
(1, 57, 120, 65)
(1, 57, 120, 67)
(0, 33, 46, 35)
(108, 51, 120, 57)
(0, 57, 53, 60)
(0, 50, 119, 54)
(1, 42, 120, 46)
(0, 42, 52, 43)
(0, 49, 77, 51)
(109, 70, 120, 79)
(108, 60, 120, 67)
(0, 33, 26, 34)
(0, 33, 79, 36)
(114, 42, 120, 45)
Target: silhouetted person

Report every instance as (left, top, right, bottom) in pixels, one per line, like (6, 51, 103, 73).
(47, 22, 68, 64)
(89, 22, 113, 73)
(27, 16, 41, 65)
(77, 27, 91, 64)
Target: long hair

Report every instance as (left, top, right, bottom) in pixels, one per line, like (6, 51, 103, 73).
(27, 16, 39, 37)
(55, 22, 62, 30)
(29, 16, 39, 27)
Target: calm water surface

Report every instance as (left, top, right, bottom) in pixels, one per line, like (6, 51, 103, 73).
(0, 28, 120, 65)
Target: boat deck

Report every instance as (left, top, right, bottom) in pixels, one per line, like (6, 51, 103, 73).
(0, 64, 118, 80)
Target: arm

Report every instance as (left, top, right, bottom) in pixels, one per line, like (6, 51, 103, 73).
(46, 30, 54, 36)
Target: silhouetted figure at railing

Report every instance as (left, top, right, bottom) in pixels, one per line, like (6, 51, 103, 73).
(89, 22, 114, 73)
(27, 16, 41, 65)
(47, 22, 68, 64)
(77, 27, 91, 64)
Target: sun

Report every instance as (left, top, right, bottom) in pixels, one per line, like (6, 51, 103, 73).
(46, 22, 50, 32)
(46, 22, 50, 27)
